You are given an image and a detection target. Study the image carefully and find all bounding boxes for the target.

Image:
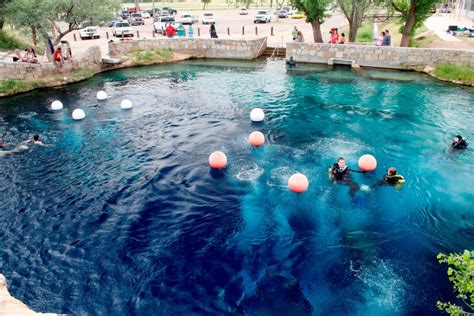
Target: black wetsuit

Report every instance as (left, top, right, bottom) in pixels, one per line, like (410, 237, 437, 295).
(452, 139, 468, 149)
(286, 59, 296, 68)
(331, 163, 359, 195)
(371, 174, 405, 189)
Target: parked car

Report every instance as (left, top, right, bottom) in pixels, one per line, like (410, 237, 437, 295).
(108, 19, 121, 27)
(113, 22, 134, 37)
(80, 26, 100, 39)
(291, 11, 306, 19)
(160, 10, 170, 17)
(120, 11, 130, 19)
(239, 7, 248, 15)
(130, 13, 145, 26)
(277, 9, 288, 18)
(162, 7, 177, 15)
(180, 13, 195, 25)
(153, 16, 177, 34)
(141, 11, 151, 19)
(254, 10, 271, 23)
(282, 6, 294, 15)
(202, 12, 216, 24)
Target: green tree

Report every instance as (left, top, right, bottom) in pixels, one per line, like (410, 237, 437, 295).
(3, 0, 52, 45)
(437, 250, 474, 315)
(0, 0, 11, 30)
(49, 0, 120, 45)
(292, 0, 331, 42)
(337, 0, 372, 42)
(202, 0, 211, 9)
(390, 0, 436, 47)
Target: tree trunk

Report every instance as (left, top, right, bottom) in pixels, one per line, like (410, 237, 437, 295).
(0, 19, 4, 31)
(31, 26, 37, 46)
(203, 3, 206, 9)
(400, 1, 416, 47)
(310, 20, 323, 43)
(348, 20, 358, 42)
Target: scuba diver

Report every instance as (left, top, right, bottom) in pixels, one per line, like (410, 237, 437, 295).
(361, 167, 406, 191)
(328, 157, 360, 195)
(452, 135, 468, 149)
(286, 56, 296, 68)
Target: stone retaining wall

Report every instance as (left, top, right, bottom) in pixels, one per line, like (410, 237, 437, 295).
(109, 38, 267, 60)
(286, 43, 474, 69)
(0, 46, 102, 81)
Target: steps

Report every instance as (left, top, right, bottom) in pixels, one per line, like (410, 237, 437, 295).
(262, 46, 286, 58)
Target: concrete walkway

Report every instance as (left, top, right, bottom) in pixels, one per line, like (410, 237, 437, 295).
(424, 15, 473, 42)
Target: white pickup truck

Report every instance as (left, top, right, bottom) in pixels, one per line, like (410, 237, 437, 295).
(113, 22, 134, 37)
(254, 11, 271, 23)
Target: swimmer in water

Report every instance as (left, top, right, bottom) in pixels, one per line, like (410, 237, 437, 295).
(0, 134, 50, 156)
(452, 135, 468, 149)
(362, 167, 405, 191)
(328, 156, 360, 195)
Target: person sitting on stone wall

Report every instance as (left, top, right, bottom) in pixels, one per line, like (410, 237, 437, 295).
(12, 49, 22, 62)
(22, 47, 38, 63)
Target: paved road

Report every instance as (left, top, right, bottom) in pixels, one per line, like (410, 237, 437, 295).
(60, 9, 349, 57)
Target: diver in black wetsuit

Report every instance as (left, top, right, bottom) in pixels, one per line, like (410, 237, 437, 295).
(367, 167, 405, 190)
(452, 135, 468, 149)
(329, 157, 360, 195)
(286, 56, 296, 68)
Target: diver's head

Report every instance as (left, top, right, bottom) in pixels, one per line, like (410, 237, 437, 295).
(388, 167, 397, 176)
(290, 56, 294, 61)
(33, 134, 40, 142)
(337, 157, 346, 169)
(454, 135, 463, 143)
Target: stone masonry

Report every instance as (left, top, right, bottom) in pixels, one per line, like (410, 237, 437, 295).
(0, 46, 102, 81)
(109, 37, 268, 60)
(286, 43, 474, 69)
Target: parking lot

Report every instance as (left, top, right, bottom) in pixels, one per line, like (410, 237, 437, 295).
(62, 9, 348, 57)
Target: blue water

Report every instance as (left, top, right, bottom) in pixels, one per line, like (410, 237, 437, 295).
(0, 60, 473, 315)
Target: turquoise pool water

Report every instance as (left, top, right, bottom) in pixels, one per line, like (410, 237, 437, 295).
(0, 59, 472, 315)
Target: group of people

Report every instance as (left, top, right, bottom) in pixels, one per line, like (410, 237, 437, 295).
(12, 47, 38, 64)
(328, 135, 468, 196)
(329, 28, 347, 44)
(375, 29, 392, 46)
(165, 23, 218, 39)
(52, 46, 73, 70)
(11, 45, 72, 70)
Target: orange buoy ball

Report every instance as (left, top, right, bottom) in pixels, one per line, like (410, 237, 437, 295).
(209, 151, 227, 169)
(288, 173, 309, 193)
(358, 154, 377, 172)
(249, 131, 265, 147)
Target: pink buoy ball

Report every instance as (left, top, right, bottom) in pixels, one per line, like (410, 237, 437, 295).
(208, 151, 227, 169)
(249, 131, 265, 147)
(288, 173, 309, 193)
(358, 154, 377, 172)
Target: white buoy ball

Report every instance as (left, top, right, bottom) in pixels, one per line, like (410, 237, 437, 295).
(120, 99, 133, 109)
(96, 91, 108, 100)
(250, 108, 265, 122)
(72, 109, 86, 120)
(51, 100, 63, 111)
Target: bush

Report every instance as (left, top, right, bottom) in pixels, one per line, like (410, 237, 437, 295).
(437, 250, 474, 315)
(0, 79, 28, 95)
(0, 31, 28, 51)
(434, 63, 474, 84)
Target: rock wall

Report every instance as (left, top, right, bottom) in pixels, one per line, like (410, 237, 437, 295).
(0, 46, 102, 81)
(286, 43, 474, 69)
(109, 37, 267, 60)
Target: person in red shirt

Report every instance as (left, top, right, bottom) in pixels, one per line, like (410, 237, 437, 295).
(53, 47, 64, 69)
(165, 23, 175, 38)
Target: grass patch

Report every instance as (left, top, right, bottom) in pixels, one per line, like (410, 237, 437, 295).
(70, 67, 96, 80)
(356, 22, 374, 42)
(133, 49, 173, 64)
(0, 79, 43, 95)
(0, 31, 29, 51)
(433, 63, 474, 84)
